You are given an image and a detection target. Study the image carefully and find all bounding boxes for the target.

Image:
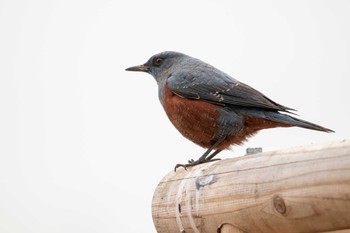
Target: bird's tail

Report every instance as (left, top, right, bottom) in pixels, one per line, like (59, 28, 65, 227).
(283, 114, 334, 133)
(247, 110, 334, 133)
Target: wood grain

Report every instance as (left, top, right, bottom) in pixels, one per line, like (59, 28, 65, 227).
(152, 139, 350, 233)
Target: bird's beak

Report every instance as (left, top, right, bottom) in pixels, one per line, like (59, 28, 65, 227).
(125, 65, 150, 72)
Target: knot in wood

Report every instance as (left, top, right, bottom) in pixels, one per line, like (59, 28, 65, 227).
(273, 195, 286, 214)
(218, 223, 246, 233)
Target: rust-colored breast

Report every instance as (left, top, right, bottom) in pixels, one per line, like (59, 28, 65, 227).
(162, 84, 220, 148)
(161, 84, 294, 151)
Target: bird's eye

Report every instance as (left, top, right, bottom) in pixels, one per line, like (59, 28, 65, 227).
(154, 57, 163, 66)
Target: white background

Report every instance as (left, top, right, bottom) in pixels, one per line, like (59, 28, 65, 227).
(1, 0, 349, 232)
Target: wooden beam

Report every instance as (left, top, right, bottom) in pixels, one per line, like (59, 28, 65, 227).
(152, 139, 350, 233)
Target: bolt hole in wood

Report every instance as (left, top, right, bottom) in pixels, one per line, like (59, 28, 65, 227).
(178, 203, 181, 213)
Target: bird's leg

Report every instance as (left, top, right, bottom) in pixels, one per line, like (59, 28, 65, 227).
(174, 140, 223, 171)
(189, 147, 215, 163)
(188, 148, 222, 164)
(204, 149, 222, 161)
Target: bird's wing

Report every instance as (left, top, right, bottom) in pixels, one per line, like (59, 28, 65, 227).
(167, 70, 294, 112)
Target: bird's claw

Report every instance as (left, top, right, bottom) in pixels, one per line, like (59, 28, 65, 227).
(174, 163, 189, 172)
(174, 158, 221, 172)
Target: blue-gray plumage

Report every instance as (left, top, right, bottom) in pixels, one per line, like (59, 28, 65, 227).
(126, 51, 334, 170)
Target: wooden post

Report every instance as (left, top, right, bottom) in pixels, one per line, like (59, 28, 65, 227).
(152, 139, 350, 233)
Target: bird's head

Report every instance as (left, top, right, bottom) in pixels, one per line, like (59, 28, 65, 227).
(126, 51, 188, 83)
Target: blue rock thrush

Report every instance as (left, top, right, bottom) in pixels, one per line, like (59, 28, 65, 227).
(126, 51, 334, 170)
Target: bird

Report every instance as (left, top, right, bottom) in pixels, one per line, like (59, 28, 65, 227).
(125, 51, 334, 171)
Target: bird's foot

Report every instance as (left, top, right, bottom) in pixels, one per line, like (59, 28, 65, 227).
(174, 158, 221, 172)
